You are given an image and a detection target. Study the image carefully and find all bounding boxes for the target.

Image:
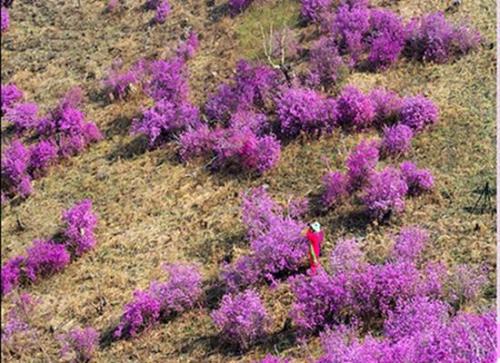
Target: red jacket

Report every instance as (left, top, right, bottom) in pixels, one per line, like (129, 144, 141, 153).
(306, 230, 324, 258)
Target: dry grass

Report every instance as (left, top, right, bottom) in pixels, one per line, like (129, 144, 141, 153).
(1, 0, 496, 361)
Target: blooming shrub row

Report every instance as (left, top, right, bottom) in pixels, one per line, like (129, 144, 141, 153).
(102, 33, 199, 102)
(0, 87, 102, 203)
(277, 85, 438, 138)
(221, 187, 308, 292)
(301, 1, 480, 78)
(321, 138, 434, 219)
(0, 200, 98, 296)
(113, 263, 202, 338)
(289, 226, 490, 336)
(317, 306, 495, 363)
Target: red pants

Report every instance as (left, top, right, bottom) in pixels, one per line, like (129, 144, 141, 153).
(309, 245, 320, 274)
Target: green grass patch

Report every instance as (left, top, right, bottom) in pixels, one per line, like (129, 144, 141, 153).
(236, 0, 300, 60)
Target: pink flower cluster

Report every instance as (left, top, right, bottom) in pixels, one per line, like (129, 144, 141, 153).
(211, 289, 270, 349)
(321, 137, 434, 219)
(221, 187, 307, 291)
(1, 200, 98, 296)
(1, 87, 102, 203)
(114, 263, 202, 338)
(290, 226, 490, 339)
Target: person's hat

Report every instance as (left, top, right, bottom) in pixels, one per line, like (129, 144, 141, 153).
(310, 222, 321, 232)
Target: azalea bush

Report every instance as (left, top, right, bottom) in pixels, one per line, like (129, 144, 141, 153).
(276, 87, 337, 138)
(320, 138, 434, 219)
(1, 200, 99, 296)
(317, 307, 495, 363)
(114, 263, 202, 338)
(102, 58, 148, 100)
(211, 289, 270, 349)
(289, 227, 491, 336)
(58, 327, 99, 363)
(1, 83, 23, 114)
(204, 60, 280, 122)
(404, 12, 481, 64)
(221, 187, 307, 291)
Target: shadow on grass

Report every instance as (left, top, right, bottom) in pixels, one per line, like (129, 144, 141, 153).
(99, 312, 179, 349)
(185, 230, 247, 267)
(170, 316, 298, 359)
(104, 114, 136, 138)
(106, 136, 150, 161)
(208, 2, 230, 23)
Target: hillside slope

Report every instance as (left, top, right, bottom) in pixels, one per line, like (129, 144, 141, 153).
(1, 0, 496, 362)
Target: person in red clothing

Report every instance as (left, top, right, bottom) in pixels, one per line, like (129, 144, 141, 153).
(303, 221, 324, 274)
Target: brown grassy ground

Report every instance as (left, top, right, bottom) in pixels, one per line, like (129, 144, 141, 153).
(1, 0, 496, 361)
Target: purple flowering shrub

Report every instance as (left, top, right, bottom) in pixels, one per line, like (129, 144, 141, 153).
(0, 200, 98, 295)
(1, 140, 33, 199)
(211, 289, 270, 348)
(24, 240, 71, 282)
(37, 87, 103, 158)
(320, 135, 434, 218)
(330, 4, 371, 64)
(241, 186, 283, 239)
(58, 327, 99, 363)
(131, 99, 200, 147)
(4, 102, 39, 134)
(28, 140, 58, 177)
(380, 124, 413, 157)
(289, 269, 349, 334)
(369, 88, 402, 125)
(176, 31, 199, 61)
(306, 36, 347, 89)
(399, 161, 434, 195)
(1, 293, 41, 354)
(221, 187, 307, 291)
(211, 128, 281, 174)
(114, 290, 161, 338)
(321, 171, 349, 208)
(276, 87, 337, 138)
(154, 0, 170, 24)
(399, 95, 439, 132)
(144, 58, 189, 102)
(178, 124, 219, 161)
(1, 7, 9, 33)
(300, 0, 332, 23)
(149, 263, 203, 317)
(290, 227, 491, 337)
(1, 256, 25, 296)
(179, 112, 280, 174)
(319, 7, 480, 74)
(257, 355, 290, 363)
(360, 166, 409, 219)
(365, 9, 405, 70)
(114, 263, 202, 339)
(205, 60, 280, 122)
(345, 139, 380, 190)
(445, 264, 488, 307)
(102, 58, 147, 100)
(329, 238, 366, 275)
(404, 12, 481, 64)
(389, 226, 429, 264)
(1, 83, 23, 114)
(62, 199, 98, 257)
(337, 86, 375, 129)
(317, 307, 495, 363)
